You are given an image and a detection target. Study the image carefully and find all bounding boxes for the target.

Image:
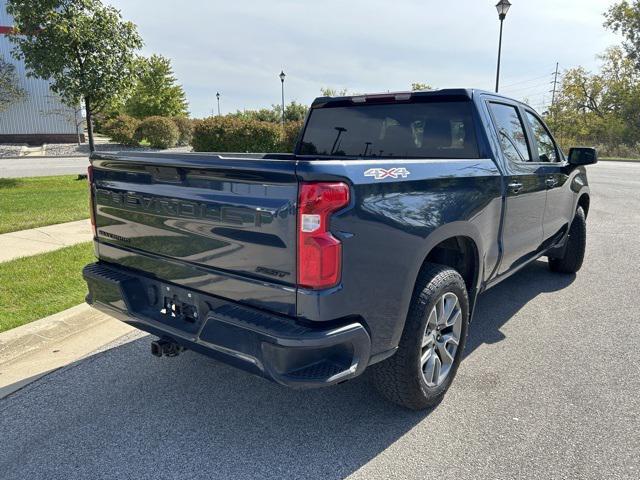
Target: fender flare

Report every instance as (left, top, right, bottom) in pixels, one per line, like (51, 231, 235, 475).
(393, 221, 485, 346)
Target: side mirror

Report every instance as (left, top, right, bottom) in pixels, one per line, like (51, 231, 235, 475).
(568, 147, 598, 166)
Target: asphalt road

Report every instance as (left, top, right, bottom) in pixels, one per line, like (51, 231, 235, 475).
(0, 156, 89, 178)
(1, 161, 639, 480)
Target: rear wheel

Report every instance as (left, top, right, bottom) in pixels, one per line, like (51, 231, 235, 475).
(371, 264, 469, 410)
(549, 207, 586, 274)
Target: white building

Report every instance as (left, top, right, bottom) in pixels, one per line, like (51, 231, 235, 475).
(0, 0, 82, 144)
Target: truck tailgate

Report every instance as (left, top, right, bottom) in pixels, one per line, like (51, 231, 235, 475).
(90, 152, 298, 315)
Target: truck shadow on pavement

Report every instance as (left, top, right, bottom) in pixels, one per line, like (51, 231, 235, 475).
(1, 260, 575, 480)
(465, 258, 576, 358)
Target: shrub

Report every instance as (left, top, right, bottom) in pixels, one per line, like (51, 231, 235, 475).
(102, 114, 140, 146)
(279, 120, 304, 152)
(192, 116, 282, 152)
(593, 142, 640, 159)
(172, 116, 193, 146)
(134, 116, 179, 149)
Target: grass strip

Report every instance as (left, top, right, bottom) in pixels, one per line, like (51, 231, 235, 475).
(0, 175, 89, 234)
(0, 242, 95, 333)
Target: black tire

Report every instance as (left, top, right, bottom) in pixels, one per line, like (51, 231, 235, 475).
(549, 207, 586, 274)
(371, 264, 469, 410)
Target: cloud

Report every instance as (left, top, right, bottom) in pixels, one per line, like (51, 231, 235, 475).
(107, 0, 621, 117)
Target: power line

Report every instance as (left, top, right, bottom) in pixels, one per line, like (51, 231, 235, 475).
(500, 73, 552, 89)
(501, 82, 552, 95)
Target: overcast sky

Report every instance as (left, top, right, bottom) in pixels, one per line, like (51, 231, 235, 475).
(106, 0, 621, 118)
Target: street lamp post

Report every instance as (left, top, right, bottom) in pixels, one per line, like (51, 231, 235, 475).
(494, 0, 511, 93)
(279, 70, 286, 128)
(216, 92, 221, 116)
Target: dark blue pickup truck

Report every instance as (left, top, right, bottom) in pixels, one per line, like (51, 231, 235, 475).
(83, 89, 597, 409)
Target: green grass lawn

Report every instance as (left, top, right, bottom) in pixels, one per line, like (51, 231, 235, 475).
(0, 242, 95, 333)
(0, 176, 89, 234)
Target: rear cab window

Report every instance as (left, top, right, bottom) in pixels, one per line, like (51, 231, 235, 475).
(488, 102, 531, 163)
(298, 100, 479, 159)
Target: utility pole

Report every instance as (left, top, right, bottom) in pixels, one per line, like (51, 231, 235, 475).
(551, 62, 559, 107)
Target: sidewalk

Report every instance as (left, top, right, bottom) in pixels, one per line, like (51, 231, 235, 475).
(0, 219, 92, 262)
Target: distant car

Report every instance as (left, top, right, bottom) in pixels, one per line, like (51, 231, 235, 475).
(83, 89, 596, 409)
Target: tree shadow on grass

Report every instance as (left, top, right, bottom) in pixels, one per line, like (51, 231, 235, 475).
(0, 178, 21, 189)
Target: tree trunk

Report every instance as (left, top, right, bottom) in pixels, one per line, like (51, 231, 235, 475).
(85, 97, 95, 152)
(75, 108, 82, 146)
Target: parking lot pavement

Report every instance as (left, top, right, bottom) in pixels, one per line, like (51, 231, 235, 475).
(0, 156, 89, 178)
(1, 161, 638, 480)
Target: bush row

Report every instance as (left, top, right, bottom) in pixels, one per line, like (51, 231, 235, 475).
(102, 115, 193, 149)
(102, 114, 304, 153)
(191, 117, 304, 153)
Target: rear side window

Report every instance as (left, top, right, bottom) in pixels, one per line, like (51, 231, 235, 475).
(489, 102, 531, 162)
(298, 101, 479, 159)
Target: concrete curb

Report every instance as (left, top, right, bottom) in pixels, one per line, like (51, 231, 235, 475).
(0, 304, 105, 364)
(0, 304, 135, 397)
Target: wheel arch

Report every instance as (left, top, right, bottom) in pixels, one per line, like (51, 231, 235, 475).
(411, 222, 484, 317)
(577, 192, 590, 218)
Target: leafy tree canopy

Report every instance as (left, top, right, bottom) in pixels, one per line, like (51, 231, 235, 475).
(546, 47, 640, 151)
(320, 87, 349, 97)
(7, 0, 143, 149)
(0, 56, 26, 112)
(605, 1, 640, 70)
(410, 82, 433, 91)
(124, 54, 189, 118)
(229, 101, 308, 123)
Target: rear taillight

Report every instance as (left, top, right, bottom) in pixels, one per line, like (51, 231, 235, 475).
(297, 182, 350, 289)
(87, 165, 97, 237)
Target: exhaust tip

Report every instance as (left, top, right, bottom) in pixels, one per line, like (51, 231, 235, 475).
(151, 340, 163, 357)
(151, 338, 184, 358)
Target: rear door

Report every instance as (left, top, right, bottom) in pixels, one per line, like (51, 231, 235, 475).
(486, 100, 547, 275)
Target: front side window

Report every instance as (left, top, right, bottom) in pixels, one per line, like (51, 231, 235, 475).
(489, 102, 531, 163)
(298, 101, 479, 159)
(525, 111, 559, 162)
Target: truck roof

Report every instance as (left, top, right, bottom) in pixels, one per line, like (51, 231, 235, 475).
(311, 88, 529, 109)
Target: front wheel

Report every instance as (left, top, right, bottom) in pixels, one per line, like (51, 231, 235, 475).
(371, 264, 469, 410)
(549, 207, 586, 274)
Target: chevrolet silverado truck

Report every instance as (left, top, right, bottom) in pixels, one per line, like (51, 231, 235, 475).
(83, 89, 597, 410)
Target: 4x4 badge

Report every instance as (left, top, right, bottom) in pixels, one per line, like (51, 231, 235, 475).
(364, 167, 411, 180)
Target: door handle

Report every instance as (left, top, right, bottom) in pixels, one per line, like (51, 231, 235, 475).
(545, 177, 558, 188)
(508, 181, 523, 194)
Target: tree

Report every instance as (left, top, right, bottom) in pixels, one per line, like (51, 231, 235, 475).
(605, 1, 640, 70)
(410, 82, 433, 91)
(229, 101, 308, 123)
(6, 0, 143, 151)
(546, 47, 640, 152)
(124, 54, 189, 119)
(42, 94, 86, 146)
(320, 87, 349, 97)
(0, 56, 26, 112)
